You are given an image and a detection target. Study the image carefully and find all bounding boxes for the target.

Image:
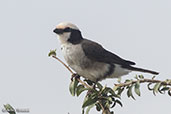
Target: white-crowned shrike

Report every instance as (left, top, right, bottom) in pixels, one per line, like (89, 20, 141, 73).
(53, 22, 159, 82)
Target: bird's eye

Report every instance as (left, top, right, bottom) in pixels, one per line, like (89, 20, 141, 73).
(63, 27, 71, 32)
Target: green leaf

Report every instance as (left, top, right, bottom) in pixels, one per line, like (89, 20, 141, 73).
(160, 87, 170, 91)
(111, 111, 114, 114)
(117, 87, 124, 96)
(48, 49, 56, 57)
(168, 90, 171, 96)
(69, 78, 79, 96)
(152, 76, 156, 79)
(153, 82, 161, 95)
(76, 85, 89, 96)
(113, 86, 121, 99)
(104, 100, 110, 109)
(82, 96, 98, 108)
(111, 100, 116, 108)
(107, 87, 120, 98)
(95, 103, 101, 111)
(147, 83, 153, 91)
(113, 86, 119, 91)
(158, 86, 169, 94)
(165, 79, 171, 84)
(115, 99, 123, 107)
(135, 75, 138, 80)
(138, 75, 144, 79)
(125, 79, 132, 83)
(127, 84, 135, 100)
(98, 96, 113, 107)
(86, 104, 95, 114)
(82, 108, 85, 114)
(96, 82, 103, 90)
(127, 87, 131, 97)
(4, 104, 16, 114)
(100, 86, 107, 96)
(84, 80, 94, 86)
(106, 97, 113, 104)
(102, 87, 113, 96)
(134, 81, 141, 96)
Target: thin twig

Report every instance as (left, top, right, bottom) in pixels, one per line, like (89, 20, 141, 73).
(52, 55, 74, 74)
(115, 78, 171, 87)
(99, 102, 105, 113)
(77, 78, 92, 88)
(52, 55, 92, 88)
(99, 102, 111, 114)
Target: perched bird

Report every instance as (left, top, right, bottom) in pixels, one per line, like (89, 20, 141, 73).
(53, 22, 159, 82)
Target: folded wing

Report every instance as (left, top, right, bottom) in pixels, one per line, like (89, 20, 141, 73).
(81, 39, 135, 66)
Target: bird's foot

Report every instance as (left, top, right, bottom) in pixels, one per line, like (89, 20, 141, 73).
(86, 83, 97, 96)
(71, 73, 80, 81)
(92, 83, 96, 89)
(86, 90, 91, 96)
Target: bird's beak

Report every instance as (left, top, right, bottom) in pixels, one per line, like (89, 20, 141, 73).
(53, 28, 63, 34)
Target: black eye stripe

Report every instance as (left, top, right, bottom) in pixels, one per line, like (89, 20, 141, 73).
(63, 27, 71, 32)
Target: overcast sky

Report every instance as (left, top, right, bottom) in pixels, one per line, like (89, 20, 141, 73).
(0, 0, 171, 114)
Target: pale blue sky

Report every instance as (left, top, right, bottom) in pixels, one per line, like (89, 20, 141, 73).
(0, 0, 171, 114)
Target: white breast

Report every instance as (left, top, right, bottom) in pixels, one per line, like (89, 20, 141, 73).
(61, 43, 85, 71)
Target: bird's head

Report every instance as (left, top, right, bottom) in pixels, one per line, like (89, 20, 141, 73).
(53, 22, 83, 44)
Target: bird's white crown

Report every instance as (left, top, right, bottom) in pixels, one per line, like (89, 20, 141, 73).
(56, 22, 79, 30)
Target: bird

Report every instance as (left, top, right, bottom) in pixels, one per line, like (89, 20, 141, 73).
(53, 22, 159, 82)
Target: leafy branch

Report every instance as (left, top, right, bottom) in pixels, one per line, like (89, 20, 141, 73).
(3, 104, 16, 114)
(115, 76, 171, 87)
(49, 50, 171, 114)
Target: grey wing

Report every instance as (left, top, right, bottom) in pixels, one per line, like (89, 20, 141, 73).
(81, 39, 135, 66)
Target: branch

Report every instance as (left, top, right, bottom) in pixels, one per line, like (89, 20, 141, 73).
(115, 78, 171, 87)
(99, 102, 106, 114)
(52, 55, 74, 74)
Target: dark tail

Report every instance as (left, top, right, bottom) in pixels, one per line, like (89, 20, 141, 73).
(126, 66, 159, 75)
